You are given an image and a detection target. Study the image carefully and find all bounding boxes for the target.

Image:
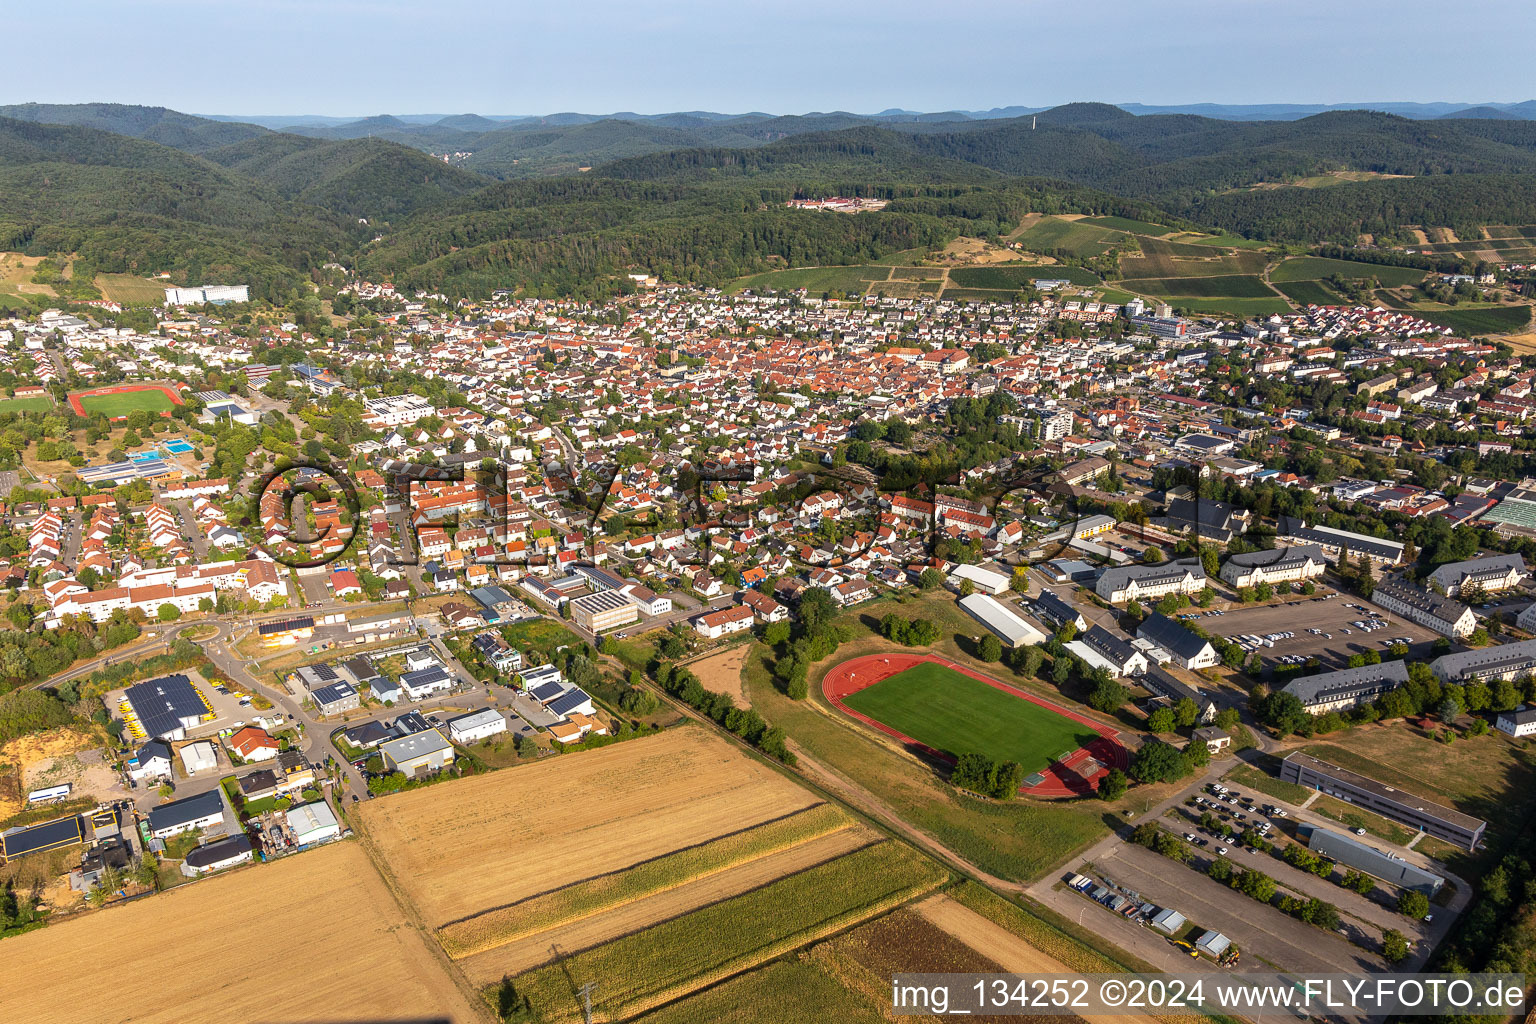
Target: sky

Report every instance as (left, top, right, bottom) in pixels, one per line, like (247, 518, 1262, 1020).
(8, 0, 1533, 117)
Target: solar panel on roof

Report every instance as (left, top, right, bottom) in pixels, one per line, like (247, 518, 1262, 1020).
(125, 674, 204, 739)
(259, 616, 315, 635)
(1, 814, 84, 860)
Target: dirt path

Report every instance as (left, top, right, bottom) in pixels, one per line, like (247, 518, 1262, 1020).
(458, 825, 879, 984)
(914, 895, 1164, 1024)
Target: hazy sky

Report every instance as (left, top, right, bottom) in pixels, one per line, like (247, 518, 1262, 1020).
(9, 0, 1532, 116)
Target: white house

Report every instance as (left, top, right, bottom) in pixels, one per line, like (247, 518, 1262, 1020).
(447, 707, 508, 744)
(1495, 707, 1536, 739)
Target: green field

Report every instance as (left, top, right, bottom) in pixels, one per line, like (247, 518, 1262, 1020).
(729, 265, 883, 295)
(940, 287, 1016, 303)
(1078, 215, 1177, 236)
(948, 265, 1100, 289)
(73, 389, 175, 417)
(1014, 217, 1128, 257)
(842, 661, 1096, 774)
(1179, 233, 1271, 249)
(501, 618, 583, 659)
(1118, 274, 1274, 298)
(1274, 280, 1344, 306)
(0, 395, 54, 414)
(497, 840, 946, 1024)
(887, 266, 943, 281)
(1412, 305, 1532, 336)
(1270, 257, 1426, 286)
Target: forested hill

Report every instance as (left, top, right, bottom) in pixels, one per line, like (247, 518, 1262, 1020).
(0, 102, 268, 153)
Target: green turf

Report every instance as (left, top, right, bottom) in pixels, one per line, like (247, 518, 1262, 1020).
(74, 389, 175, 417)
(1078, 215, 1177, 236)
(1118, 274, 1274, 298)
(1270, 257, 1426, 286)
(1274, 280, 1343, 306)
(0, 395, 53, 413)
(842, 661, 1097, 774)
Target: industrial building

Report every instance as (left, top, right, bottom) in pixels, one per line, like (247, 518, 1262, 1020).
(123, 674, 212, 741)
(1280, 753, 1486, 849)
(958, 594, 1046, 648)
(285, 800, 342, 846)
(570, 590, 640, 633)
(948, 563, 1012, 595)
(1299, 824, 1444, 895)
(380, 729, 455, 778)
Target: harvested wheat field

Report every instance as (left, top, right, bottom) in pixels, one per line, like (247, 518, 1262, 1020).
(354, 726, 820, 929)
(690, 645, 752, 705)
(0, 841, 487, 1024)
(460, 823, 878, 984)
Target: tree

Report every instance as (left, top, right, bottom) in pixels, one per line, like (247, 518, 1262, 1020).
(1259, 691, 1308, 735)
(1382, 929, 1410, 963)
(1088, 676, 1127, 713)
(1174, 697, 1200, 728)
(798, 587, 836, 632)
(978, 634, 1003, 663)
(156, 603, 181, 622)
(1147, 707, 1176, 733)
(1397, 890, 1430, 919)
(958, 578, 975, 597)
(1129, 739, 1188, 784)
(1009, 569, 1030, 595)
(918, 567, 944, 591)
(5, 603, 33, 630)
(1143, 546, 1164, 564)
(762, 620, 791, 646)
(1233, 869, 1277, 903)
(1097, 768, 1128, 801)
(1200, 546, 1220, 579)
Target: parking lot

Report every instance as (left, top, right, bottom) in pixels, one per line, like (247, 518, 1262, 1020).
(1176, 592, 1443, 671)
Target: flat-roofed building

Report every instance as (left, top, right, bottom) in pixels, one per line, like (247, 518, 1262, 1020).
(1300, 824, 1443, 894)
(379, 728, 455, 778)
(570, 590, 639, 633)
(447, 707, 507, 744)
(1280, 753, 1485, 849)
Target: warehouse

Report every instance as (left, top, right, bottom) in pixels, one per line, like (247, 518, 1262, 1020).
(123, 673, 211, 741)
(947, 563, 1012, 595)
(1299, 824, 1443, 895)
(0, 813, 85, 863)
(958, 594, 1046, 648)
(1280, 753, 1486, 849)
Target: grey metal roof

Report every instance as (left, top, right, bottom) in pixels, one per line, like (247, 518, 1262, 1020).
(1280, 660, 1410, 707)
(1137, 612, 1214, 660)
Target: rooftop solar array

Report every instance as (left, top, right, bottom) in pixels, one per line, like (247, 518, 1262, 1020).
(124, 674, 205, 739)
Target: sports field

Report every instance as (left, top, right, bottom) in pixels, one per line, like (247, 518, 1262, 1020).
(68, 383, 182, 419)
(841, 661, 1098, 774)
(0, 394, 53, 414)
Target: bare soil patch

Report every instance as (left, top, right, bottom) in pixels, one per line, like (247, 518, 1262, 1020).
(0, 728, 101, 817)
(935, 236, 1036, 266)
(353, 726, 819, 929)
(0, 842, 488, 1024)
(690, 645, 753, 705)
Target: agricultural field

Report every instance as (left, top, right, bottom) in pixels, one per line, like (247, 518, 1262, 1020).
(94, 273, 170, 304)
(1270, 256, 1427, 286)
(0, 842, 485, 1024)
(1117, 273, 1274, 298)
(729, 265, 885, 295)
(494, 839, 947, 1024)
(1161, 296, 1294, 316)
(941, 287, 1017, 303)
(1274, 280, 1345, 306)
(0, 394, 54, 414)
(352, 726, 822, 930)
(1412, 305, 1532, 336)
(1078, 215, 1177, 236)
(1013, 217, 1128, 257)
(1117, 240, 1269, 280)
(841, 661, 1098, 774)
(948, 265, 1100, 289)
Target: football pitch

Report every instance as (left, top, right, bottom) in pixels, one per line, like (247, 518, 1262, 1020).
(841, 661, 1098, 774)
(69, 385, 180, 418)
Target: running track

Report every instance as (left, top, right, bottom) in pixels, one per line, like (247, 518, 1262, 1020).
(822, 652, 1129, 798)
(67, 383, 184, 419)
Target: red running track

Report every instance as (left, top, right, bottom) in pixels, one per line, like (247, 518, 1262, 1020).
(822, 652, 1129, 798)
(67, 383, 184, 420)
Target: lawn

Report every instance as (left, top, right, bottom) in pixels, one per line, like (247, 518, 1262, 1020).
(1270, 257, 1426, 286)
(501, 618, 583, 659)
(948, 265, 1100, 289)
(73, 389, 176, 417)
(1275, 280, 1344, 306)
(842, 661, 1098, 775)
(1118, 274, 1275, 298)
(1078, 215, 1177, 236)
(0, 394, 54, 414)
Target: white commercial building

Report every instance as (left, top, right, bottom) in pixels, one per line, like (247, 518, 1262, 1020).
(447, 707, 508, 744)
(285, 800, 342, 846)
(958, 594, 1046, 648)
(948, 563, 1012, 596)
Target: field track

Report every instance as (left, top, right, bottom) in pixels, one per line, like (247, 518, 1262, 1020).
(67, 382, 183, 419)
(822, 653, 1127, 797)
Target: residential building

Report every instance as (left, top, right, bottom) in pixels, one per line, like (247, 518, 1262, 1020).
(379, 728, 455, 778)
(1276, 516, 1404, 566)
(1432, 638, 1536, 683)
(1372, 577, 1476, 639)
(1138, 664, 1217, 722)
(1096, 559, 1206, 604)
(1279, 661, 1410, 714)
(693, 604, 754, 639)
(1218, 545, 1327, 589)
(146, 790, 226, 839)
(181, 835, 253, 877)
(447, 708, 507, 744)
(1494, 706, 1536, 738)
(1427, 554, 1526, 598)
(1032, 589, 1086, 632)
(1067, 624, 1148, 678)
(311, 681, 360, 717)
(1136, 612, 1218, 671)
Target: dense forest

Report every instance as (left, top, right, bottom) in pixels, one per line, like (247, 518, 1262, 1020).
(6, 102, 1536, 299)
